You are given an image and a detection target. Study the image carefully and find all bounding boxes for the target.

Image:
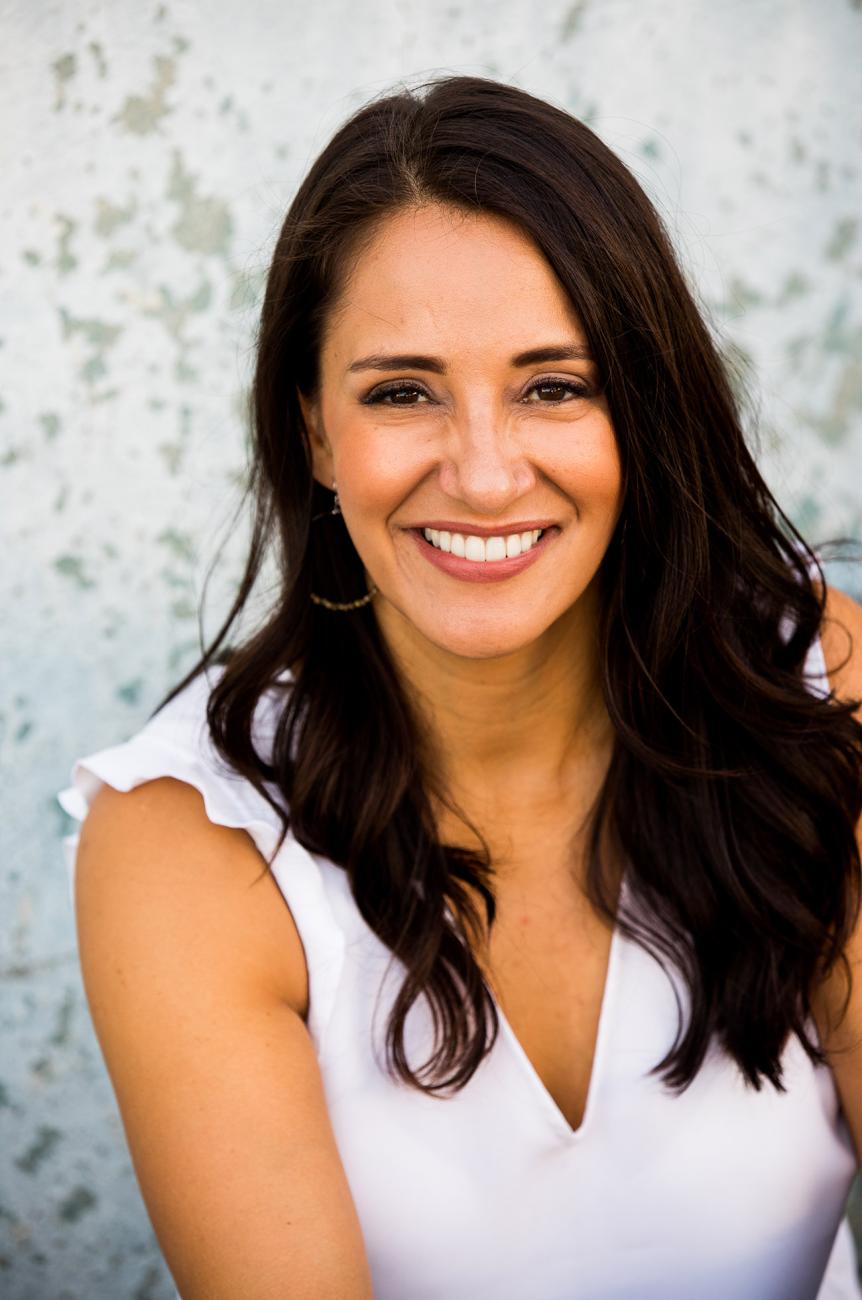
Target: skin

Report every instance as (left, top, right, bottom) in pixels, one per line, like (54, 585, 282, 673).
(298, 202, 623, 865)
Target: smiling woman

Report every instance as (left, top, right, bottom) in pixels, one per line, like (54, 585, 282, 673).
(296, 202, 622, 665)
(57, 74, 862, 1300)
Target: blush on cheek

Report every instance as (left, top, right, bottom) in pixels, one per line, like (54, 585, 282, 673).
(352, 470, 430, 534)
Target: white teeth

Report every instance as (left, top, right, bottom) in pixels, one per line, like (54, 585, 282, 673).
(421, 527, 546, 561)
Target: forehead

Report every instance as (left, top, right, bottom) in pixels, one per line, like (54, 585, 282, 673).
(321, 203, 586, 362)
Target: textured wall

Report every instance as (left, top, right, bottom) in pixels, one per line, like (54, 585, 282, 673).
(2, 0, 861, 1295)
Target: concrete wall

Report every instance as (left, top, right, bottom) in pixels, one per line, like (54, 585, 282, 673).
(2, 0, 861, 1295)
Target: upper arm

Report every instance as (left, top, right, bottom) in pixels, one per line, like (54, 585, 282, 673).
(810, 584, 862, 1166)
(74, 776, 374, 1300)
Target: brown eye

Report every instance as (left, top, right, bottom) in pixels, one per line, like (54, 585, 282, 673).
(523, 379, 590, 403)
(364, 383, 431, 406)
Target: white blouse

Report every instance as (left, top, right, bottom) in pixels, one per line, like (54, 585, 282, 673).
(58, 636, 862, 1298)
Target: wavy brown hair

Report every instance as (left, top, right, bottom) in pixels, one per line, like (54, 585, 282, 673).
(156, 73, 862, 1097)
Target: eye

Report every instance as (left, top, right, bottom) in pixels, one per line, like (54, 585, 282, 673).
(362, 375, 592, 408)
(363, 382, 432, 407)
(521, 377, 590, 404)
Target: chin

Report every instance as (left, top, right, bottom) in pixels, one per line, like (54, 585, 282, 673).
(415, 613, 556, 661)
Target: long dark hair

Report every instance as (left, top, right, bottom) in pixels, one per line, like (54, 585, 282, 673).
(156, 73, 862, 1097)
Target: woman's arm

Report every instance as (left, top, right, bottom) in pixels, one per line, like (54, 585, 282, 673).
(74, 776, 375, 1300)
(811, 585, 862, 1167)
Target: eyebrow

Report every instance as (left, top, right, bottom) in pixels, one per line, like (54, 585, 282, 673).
(345, 343, 594, 375)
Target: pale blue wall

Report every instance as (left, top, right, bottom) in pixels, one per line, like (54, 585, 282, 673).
(2, 1, 861, 1295)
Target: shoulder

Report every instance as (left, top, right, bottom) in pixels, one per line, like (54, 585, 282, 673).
(818, 582, 862, 705)
(75, 767, 309, 1021)
(72, 774, 372, 1297)
(64, 665, 310, 1014)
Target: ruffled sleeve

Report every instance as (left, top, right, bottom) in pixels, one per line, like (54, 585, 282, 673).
(55, 667, 347, 1050)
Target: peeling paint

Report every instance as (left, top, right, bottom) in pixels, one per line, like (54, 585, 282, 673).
(823, 295, 854, 354)
(157, 439, 185, 474)
(154, 279, 213, 338)
(53, 554, 95, 589)
(103, 248, 137, 272)
(560, 0, 588, 38)
(776, 272, 811, 305)
(716, 275, 764, 317)
(799, 340, 862, 446)
(116, 678, 144, 706)
(88, 40, 108, 78)
(55, 215, 78, 275)
(825, 217, 858, 261)
(229, 267, 265, 311)
(113, 54, 177, 135)
(140, 277, 212, 383)
(51, 53, 77, 111)
(133, 1262, 165, 1300)
(15, 1125, 63, 1174)
(157, 527, 196, 562)
(58, 1185, 97, 1222)
(50, 988, 75, 1047)
(58, 307, 123, 384)
(166, 150, 233, 257)
(94, 195, 137, 237)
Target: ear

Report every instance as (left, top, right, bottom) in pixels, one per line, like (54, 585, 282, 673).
(297, 389, 334, 489)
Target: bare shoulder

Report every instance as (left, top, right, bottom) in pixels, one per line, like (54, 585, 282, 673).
(76, 775, 309, 1018)
(73, 776, 373, 1298)
(817, 581, 862, 701)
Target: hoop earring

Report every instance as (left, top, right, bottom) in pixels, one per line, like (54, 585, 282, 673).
(309, 479, 379, 611)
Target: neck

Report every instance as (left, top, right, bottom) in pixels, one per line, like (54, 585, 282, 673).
(377, 584, 613, 833)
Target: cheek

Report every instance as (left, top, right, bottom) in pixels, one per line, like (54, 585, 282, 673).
(337, 427, 421, 518)
(552, 419, 622, 510)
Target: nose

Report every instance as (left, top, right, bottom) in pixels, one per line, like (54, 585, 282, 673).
(437, 409, 536, 515)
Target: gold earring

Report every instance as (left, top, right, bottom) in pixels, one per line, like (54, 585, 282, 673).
(309, 479, 379, 611)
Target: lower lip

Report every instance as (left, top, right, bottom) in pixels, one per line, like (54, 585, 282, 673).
(408, 528, 559, 582)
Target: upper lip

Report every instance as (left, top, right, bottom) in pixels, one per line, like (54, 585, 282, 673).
(408, 520, 559, 537)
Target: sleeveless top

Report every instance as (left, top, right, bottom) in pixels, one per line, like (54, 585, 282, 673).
(56, 633, 862, 1300)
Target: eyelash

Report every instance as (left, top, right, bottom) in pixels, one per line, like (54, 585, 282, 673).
(362, 377, 591, 407)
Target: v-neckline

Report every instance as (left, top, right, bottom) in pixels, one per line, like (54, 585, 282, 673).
(488, 870, 628, 1143)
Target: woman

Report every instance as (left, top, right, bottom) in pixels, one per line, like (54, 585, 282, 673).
(58, 74, 862, 1298)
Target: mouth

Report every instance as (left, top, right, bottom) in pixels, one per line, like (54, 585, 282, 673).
(407, 524, 560, 583)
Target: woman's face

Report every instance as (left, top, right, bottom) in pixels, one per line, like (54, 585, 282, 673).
(298, 202, 623, 662)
